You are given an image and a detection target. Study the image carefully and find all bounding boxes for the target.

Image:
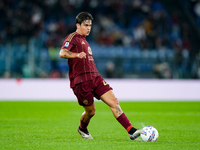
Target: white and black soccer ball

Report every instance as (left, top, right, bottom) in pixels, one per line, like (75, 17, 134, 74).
(140, 126, 159, 142)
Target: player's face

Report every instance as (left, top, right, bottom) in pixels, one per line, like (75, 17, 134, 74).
(77, 20, 92, 37)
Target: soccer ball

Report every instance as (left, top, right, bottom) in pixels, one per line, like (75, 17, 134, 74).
(140, 126, 159, 142)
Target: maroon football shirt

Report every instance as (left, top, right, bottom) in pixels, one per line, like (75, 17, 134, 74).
(61, 32, 100, 88)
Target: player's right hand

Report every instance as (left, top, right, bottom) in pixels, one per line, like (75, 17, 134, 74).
(77, 52, 86, 59)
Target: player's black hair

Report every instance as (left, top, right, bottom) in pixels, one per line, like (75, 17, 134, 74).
(76, 12, 93, 24)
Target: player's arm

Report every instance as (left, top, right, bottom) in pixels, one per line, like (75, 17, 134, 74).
(59, 48, 86, 59)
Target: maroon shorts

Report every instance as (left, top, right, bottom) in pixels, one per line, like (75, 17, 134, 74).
(72, 76, 112, 106)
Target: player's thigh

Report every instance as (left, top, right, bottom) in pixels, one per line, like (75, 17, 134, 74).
(73, 81, 94, 106)
(93, 76, 112, 100)
(100, 90, 119, 108)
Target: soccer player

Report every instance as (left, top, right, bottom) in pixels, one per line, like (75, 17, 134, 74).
(59, 12, 141, 140)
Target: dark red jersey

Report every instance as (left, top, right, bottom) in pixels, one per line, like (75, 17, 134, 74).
(61, 32, 100, 88)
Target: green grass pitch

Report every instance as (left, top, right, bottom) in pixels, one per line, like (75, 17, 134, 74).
(0, 101, 199, 150)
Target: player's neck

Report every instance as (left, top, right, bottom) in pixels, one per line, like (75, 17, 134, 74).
(76, 29, 86, 37)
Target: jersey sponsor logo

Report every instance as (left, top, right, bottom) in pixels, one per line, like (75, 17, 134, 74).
(88, 47, 92, 55)
(64, 42, 69, 47)
(88, 56, 94, 61)
(81, 41, 85, 44)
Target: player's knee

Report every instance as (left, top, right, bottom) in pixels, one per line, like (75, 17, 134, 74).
(115, 98, 119, 104)
(87, 108, 96, 118)
(89, 111, 95, 117)
(90, 107, 96, 117)
(112, 97, 119, 107)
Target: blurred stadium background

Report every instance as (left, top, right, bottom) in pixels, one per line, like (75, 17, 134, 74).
(0, 0, 200, 79)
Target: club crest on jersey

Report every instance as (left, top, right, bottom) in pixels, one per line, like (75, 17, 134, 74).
(83, 100, 88, 105)
(88, 47, 92, 55)
(64, 42, 69, 47)
(81, 41, 85, 44)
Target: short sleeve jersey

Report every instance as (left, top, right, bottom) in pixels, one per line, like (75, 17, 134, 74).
(61, 32, 100, 88)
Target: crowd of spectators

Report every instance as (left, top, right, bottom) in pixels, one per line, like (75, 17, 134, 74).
(0, 0, 197, 78)
(0, 0, 191, 50)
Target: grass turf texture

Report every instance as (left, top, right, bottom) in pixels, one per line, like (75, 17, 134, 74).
(0, 101, 199, 150)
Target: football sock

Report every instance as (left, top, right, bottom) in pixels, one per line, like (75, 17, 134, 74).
(80, 120, 89, 130)
(117, 113, 137, 134)
(128, 127, 137, 134)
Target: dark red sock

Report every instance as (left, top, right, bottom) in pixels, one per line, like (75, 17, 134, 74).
(80, 120, 89, 129)
(117, 113, 136, 132)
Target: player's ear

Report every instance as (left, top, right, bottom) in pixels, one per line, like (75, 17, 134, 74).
(76, 23, 81, 29)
